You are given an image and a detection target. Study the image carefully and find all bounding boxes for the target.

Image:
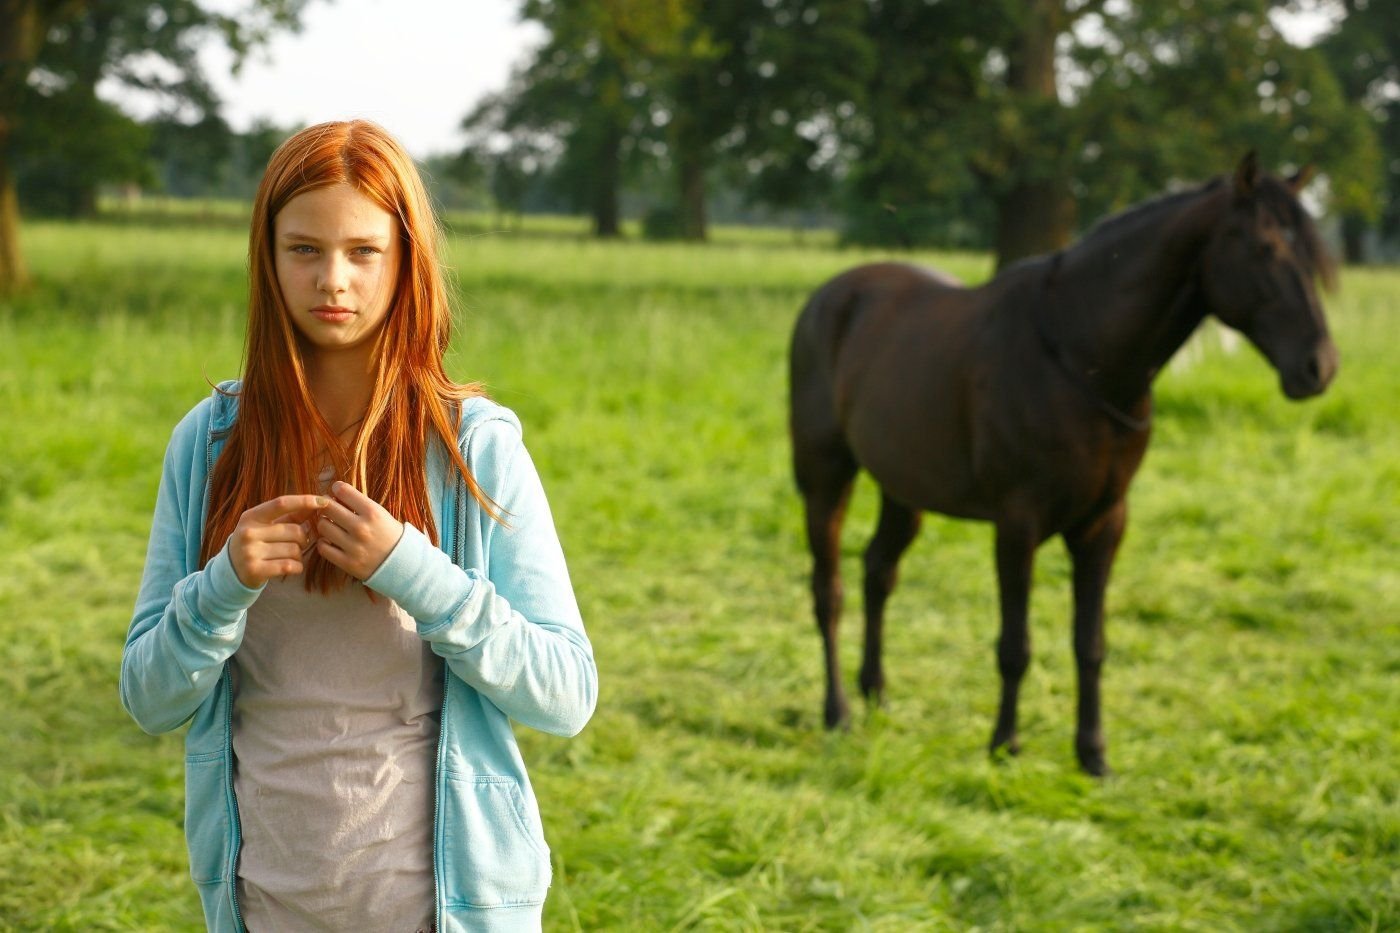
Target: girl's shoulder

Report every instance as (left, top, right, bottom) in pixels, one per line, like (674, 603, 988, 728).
(457, 395, 524, 450)
(455, 396, 535, 492)
(167, 380, 241, 450)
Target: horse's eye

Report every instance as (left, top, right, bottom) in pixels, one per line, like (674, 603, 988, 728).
(1281, 228, 1297, 246)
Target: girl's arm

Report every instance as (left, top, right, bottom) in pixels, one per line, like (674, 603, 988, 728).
(121, 413, 262, 734)
(121, 411, 322, 734)
(363, 420, 597, 737)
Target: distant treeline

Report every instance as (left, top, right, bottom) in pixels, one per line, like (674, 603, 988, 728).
(4, 0, 1399, 294)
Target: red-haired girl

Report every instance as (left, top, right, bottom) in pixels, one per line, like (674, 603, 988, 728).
(122, 120, 597, 932)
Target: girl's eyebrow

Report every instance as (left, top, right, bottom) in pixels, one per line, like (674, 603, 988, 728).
(279, 231, 389, 246)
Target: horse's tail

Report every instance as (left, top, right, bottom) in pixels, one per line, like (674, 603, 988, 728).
(790, 271, 870, 491)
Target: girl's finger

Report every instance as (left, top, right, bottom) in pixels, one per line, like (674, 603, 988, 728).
(315, 536, 350, 569)
(256, 522, 312, 545)
(330, 481, 374, 512)
(316, 514, 354, 548)
(260, 542, 303, 562)
(320, 497, 362, 529)
(246, 494, 330, 525)
(268, 558, 304, 577)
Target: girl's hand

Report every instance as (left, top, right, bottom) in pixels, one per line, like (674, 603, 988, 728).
(315, 481, 405, 581)
(228, 494, 328, 588)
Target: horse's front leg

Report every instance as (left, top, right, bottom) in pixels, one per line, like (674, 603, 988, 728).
(991, 516, 1039, 759)
(1063, 500, 1127, 776)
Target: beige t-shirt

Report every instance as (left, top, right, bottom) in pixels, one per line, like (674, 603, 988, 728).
(231, 572, 444, 931)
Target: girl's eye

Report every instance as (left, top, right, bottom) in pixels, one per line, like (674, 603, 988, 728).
(291, 244, 316, 255)
(354, 246, 379, 257)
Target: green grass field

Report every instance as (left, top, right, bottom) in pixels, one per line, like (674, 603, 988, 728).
(1, 216, 1396, 931)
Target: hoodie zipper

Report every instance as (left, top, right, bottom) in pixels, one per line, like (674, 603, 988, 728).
(224, 668, 246, 930)
(208, 392, 246, 930)
(433, 471, 466, 932)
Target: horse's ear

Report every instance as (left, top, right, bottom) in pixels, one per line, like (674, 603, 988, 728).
(1287, 164, 1316, 193)
(1233, 151, 1260, 199)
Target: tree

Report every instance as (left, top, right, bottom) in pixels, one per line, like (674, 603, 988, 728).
(0, 0, 76, 290)
(841, 0, 1008, 249)
(462, 0, 660, 237)
(475, 1, 870, 240)
(460, 85, 565, 225)
(147, 113, 234, 199)
(0, 0, 310, 292)
(846, 0, 1380, 269)
(653, 0, 872, 240)
(1314, 0, 1400, 261)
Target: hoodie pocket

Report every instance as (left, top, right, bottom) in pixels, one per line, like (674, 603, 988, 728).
(184, 752, 233, 885)
(440, 771, 551, 909)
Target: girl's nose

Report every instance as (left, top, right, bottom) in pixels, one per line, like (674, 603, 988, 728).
(317, 255, 349, 296)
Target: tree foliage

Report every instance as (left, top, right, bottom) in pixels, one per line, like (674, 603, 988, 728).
(477, 0, 1390, 264)
(844, 0, 1380, 265)
(471, 0, 871, 240)
(1313, 0, 1400, 258)
(0, 0, 310, 291)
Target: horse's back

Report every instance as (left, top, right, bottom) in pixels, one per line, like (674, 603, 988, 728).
(791, 262, 991, 513)
(791, 262, 970, 398)
(793, 261, 964, 350)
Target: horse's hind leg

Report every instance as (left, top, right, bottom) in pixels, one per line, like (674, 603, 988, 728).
(1063, 500, 1126, 776)
(991, 515, 1039, 759)
(796, 439, 858, 729)
(860, 493, 922, 707)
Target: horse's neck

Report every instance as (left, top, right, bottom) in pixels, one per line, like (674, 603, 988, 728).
(1050, 187, 1223, 405)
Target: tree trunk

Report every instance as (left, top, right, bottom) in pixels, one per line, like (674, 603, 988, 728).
(678, 149, 707, 241)
(993, 0, 1074, 270)
(994, 179, 1075, 271)
(0, 0, 44, 292)
(0, 134, 26, 293)
(1341, 213, 1366, 265)
(592, 123, 622, 238)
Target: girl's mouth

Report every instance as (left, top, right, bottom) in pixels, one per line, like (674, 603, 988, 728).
(312, 306, 354, 323)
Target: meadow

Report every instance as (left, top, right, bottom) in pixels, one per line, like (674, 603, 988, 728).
(0, 214, 1396, 931)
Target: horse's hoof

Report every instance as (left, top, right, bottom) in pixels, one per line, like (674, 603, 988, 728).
(858, 668, 885, 704)
(988, 733, 1021, 761)
(1077, 747, 1111, 777)
(823, 699, 851, 731)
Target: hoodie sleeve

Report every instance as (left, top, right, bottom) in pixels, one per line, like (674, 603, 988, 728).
(120, 407, 263, 734)
(365, 418, 597, 737)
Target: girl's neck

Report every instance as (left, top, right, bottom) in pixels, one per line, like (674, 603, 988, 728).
(304, 346, 376, 433)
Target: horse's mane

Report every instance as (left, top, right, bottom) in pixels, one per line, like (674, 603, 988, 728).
(1074, 179, 1224, 248)
(993, 181, 1225, 285)
(1055, 172, 1335, 289)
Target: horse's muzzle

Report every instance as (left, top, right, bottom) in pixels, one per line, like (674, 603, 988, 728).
(1282, 339, 1339, 399)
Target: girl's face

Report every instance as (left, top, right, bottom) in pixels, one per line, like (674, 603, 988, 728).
(273, 183, 402, 360)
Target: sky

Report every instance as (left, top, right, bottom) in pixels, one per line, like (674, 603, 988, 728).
(192, 0, 541, 158)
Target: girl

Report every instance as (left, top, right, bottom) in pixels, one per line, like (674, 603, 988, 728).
(121, 120, 597, 932)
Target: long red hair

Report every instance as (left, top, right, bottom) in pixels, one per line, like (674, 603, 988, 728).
(200, 120, 493, 589)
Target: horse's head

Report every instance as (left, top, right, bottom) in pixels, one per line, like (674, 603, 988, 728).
(1199, 152, 1339, 399)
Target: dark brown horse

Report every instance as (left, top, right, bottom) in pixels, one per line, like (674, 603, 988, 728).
(789, 154, 1338, 775)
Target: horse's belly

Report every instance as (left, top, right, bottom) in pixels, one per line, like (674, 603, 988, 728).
(843, 405, 991, 520)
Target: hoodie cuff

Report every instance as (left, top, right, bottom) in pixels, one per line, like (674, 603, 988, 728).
(193, 544, 265, 632)
(364, 522, 475, 626)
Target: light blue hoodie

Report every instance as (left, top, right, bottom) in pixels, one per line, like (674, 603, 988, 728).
(121, 382, 597, 932)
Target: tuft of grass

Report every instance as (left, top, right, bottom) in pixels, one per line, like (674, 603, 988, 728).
(0, 217, 1395, 930)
